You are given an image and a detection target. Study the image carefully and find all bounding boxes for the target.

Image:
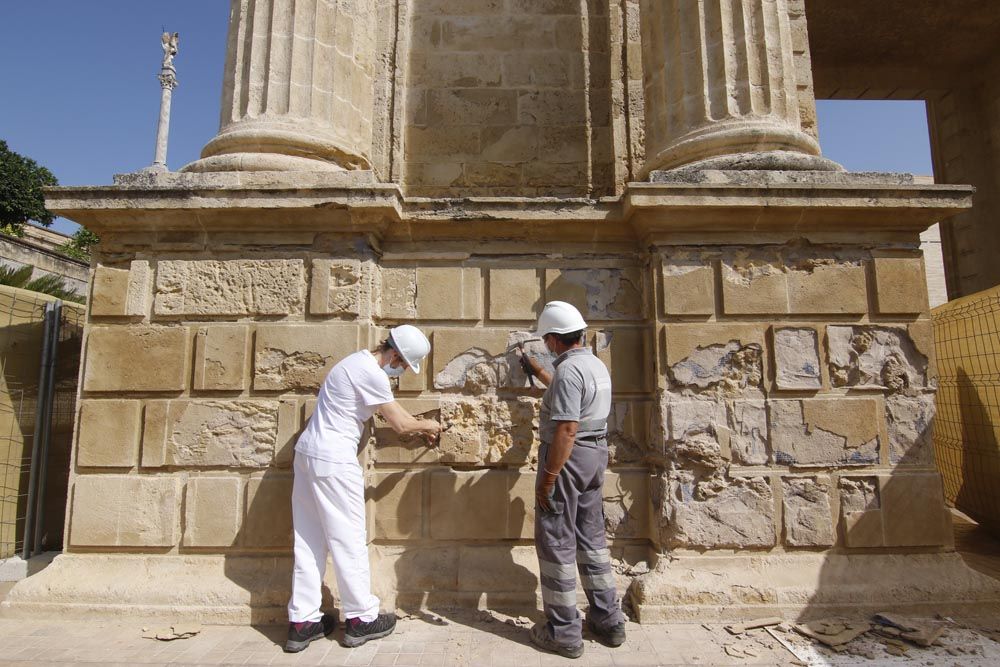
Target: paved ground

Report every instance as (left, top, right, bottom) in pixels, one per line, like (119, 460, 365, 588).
(0, 611, 997, 666)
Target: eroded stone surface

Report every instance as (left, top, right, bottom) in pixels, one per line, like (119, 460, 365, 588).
(154, 259, 305, 317)
(839, 476, 883, 548)
(773, 327, 822, 390)
(782, 477, 834, 547)
(770, 399, 880, 467)
(545, 267, 642, 320)
(827, 325, 929, 392)
(886, 393, 937, 465)
(604, 471, 649, 539)
(254, 325, 361, 391)
(727, 400, 768, 466)
(668, 341, 763, 395)
(310, 259, 369, 317)
(656, 473, 775, 549)
(438, 397, 538, 466)
(144, 400, 279, 468)
(379, 267, 417, 318)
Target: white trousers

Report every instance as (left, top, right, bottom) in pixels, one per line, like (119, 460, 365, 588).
(288, 453, 380, 623)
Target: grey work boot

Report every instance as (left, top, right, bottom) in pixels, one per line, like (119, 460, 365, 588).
(284, 613, 336, 652)
(588, 618, 626, 647)
(529, 622, 584, 659)
(342, 612, 397, 648)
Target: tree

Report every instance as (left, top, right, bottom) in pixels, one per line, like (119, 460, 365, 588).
(0, 140, 58, 236)
(59, 227, 100, 261)
(0, 264, 84, 304)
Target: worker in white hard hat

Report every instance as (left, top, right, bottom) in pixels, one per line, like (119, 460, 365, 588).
(518, 301, 626, 659)
(285, 325, 440, 653)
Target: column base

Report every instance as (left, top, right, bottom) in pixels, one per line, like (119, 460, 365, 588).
(630, 552, 1000, 622)
(649, 150, 843, 177)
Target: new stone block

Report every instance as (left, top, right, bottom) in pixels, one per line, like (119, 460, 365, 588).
(76, 400, 142, 468)
(83, 326, 189, 392)
(880, 473, 951, 547)
(593, 328, 649, 393)
(416, 267, 482, 321)
(457, 545, 539, 593)
(244, 475, 293, 548)
(432, 328, 509, 392)
(274, 400, 300, 467)
(70, 475, 180, 547)
(770, 398, 880, 467)
(545, 267, 643, 320)
(90, 261, 151, 318)
(141, 400, 279, 468)
(254, 324, 361, 391)
(787, 263, 867, 314)
(662, 261, 714, 316)
(428, 470, 525, 540)
(371, 472, 424, 539)
(721, 261, 787, 315)
(154, 259, 305, 317)
(489, 269, 541, 320)
(772, 327, 822, 390)
(873, 257, 929, 315)
(310, 259, 365, 317)
(193, 326, 249, 391)
(183, 477, 242, 547)
(782, 477, 834, 547)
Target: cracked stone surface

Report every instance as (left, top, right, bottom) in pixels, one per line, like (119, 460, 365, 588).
(782, 477, 834, 546)
(727, 400, 768, 465)
(154, 259, 304, 316)
(668, 341, 764, 394)
(770, 399, 880, 467)
(828, 325, 929, 392)
(438, 397, 538, 466)
(656, 472, 775, 549)
(773, 327, 822, 390)
(165, 401, 278, 467)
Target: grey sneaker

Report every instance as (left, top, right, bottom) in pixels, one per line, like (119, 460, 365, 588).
(588, 618, 626, 647)
(342, 612, 396, 648)
(529, 622, 584, 659)
(284, 613, 336, 652)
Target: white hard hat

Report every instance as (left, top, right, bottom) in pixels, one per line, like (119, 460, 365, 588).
(388, 325, 431, 374)
(536, 301, 587, 337)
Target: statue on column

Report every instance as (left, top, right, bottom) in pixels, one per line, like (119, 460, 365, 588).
(161, 32, 179, 70)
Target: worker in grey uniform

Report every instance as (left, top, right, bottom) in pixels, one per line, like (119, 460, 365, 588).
(518, 300, 626, 659)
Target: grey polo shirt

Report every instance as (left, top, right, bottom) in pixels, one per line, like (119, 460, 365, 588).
(539, 347, 612, 445)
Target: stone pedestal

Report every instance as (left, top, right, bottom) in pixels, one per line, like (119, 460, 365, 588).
(639, 0, 835, 173)
(184, 0, 377, 173)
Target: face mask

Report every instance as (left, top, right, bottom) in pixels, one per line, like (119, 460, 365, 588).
(382, 362, 405, 378)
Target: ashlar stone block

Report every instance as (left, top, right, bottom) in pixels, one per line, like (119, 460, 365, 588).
(438, 396, 538, 466)
(885, 393, 937, 465)
(83, 326, 189, 392)
(254, 324, 362, 391)
(489, 269, 541, 320)
(773, 327, 822, 390)
(839, 476, 883, 548)
(727, 399, 769, 466)
(378, 267, 416, 318)
(662, 260, 714, 316)
(664, 324, 765, 395)
(183, 477, 242, 547)
(70, 475, 180, 547)
(545, 267, 643, 320)
(432, 328, 510, 392)
(603, 470, 650, 539)
(827, 325, 928, 392)
(721, 260, 788, 315)
(873, 257, 930, 315)
(373, 399, 441, 465)
(429, 469, 528, 540)
(141, 400, 280, 469)
(782, 477, 834, 547)
(154, 259, 305, 317)
(769, 398, 880, 467)
(76, 400, 142, 468)
(244, 474, 293, 548)
(90, 261, 151, 318)
(371, 471, 424, 540)
(880, 473, 951, 547)
(657, 473, 776, 549)
(416, 267, 482, 321)
(310, 259, 368, 318)
(608, 400, 651, 464)
(787, 262, 867, 314)
(593, 328, 649, 393)
(193, 326, 249, 391)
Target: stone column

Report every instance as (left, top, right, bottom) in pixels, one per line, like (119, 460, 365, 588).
(185, 0, 376, 173)
(640, 0, 836, 173)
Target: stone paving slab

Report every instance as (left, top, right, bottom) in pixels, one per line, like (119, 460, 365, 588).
(0, 612, 998, 666)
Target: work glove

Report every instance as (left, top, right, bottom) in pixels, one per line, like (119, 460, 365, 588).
(536, 468, 560, 512)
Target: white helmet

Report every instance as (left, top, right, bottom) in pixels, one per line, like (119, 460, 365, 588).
(388, 325, 431, 374)
(536, 301, 587, 337)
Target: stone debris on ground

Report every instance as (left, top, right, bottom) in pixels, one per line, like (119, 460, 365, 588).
(141, 622, 202, 641)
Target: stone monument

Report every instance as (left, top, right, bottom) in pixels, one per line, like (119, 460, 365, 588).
(143, 32, 179, 174)
(6, 0, 1000, 622)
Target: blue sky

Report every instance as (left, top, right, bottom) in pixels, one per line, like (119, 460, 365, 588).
(1, 3, 934, 235)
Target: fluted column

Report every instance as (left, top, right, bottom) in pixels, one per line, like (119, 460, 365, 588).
(640, 0, 837, 174)
(184, 0, 376, 173)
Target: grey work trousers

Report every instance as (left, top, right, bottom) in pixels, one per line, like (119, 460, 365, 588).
(535, 439, 624, 647)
